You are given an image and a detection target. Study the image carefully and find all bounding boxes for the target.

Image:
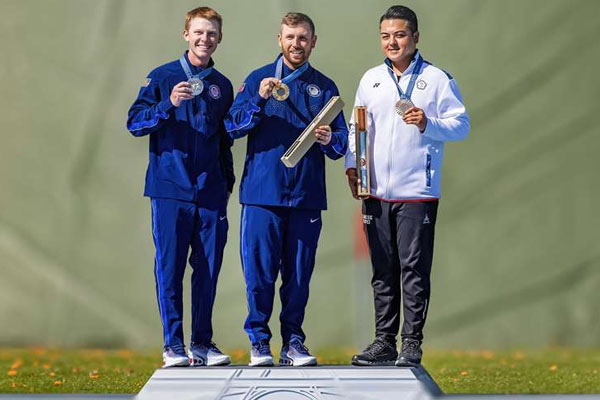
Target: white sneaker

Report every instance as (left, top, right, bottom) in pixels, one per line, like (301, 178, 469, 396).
(279, 339, 317, 366)
(162, 346, 190, 368)
(249, 340, 274, 366)
(188, 342, 231, 366)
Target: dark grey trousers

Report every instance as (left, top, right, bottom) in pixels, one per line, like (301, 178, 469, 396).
(362, 198, 438, 343)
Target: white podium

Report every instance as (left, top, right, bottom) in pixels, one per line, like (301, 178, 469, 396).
(136, 365, 442, 400)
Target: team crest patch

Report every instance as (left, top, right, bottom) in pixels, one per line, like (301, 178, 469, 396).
(209, 84, 221, 99)
(307, 84, 321, 97)
(142, 78, 151, 87)
(416, 79, 427, 90)
(238, 82, 246, 93)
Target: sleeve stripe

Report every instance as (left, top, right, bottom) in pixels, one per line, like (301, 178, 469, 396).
(128, 110, 169, 132)
(332, 142, 345, 156)
(226, 102, 260, 133)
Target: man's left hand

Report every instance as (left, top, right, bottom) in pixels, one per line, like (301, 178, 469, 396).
(403, 106, 427, 133)
(315, 125, 332, 145)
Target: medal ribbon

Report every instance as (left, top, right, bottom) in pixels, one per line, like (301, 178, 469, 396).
(179, 54, 213, 81)
(385, 55, 423, 101)
(275, 54, 310, 84)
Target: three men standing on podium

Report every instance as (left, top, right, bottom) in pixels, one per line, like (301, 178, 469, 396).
(128, 4, 468, 369)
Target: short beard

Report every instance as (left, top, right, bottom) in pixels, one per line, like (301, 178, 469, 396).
(283, 51, 307, 69)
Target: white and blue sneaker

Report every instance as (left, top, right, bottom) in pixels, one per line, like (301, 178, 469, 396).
(249, 340, 274, 366)
(188, 341, 231, 366)
(279, 339, 317, 366)
(162, 346, 190, 368)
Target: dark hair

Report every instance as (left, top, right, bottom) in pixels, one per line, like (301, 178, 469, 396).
(380, 5, 418, 33)
(281, 12, 315, 36)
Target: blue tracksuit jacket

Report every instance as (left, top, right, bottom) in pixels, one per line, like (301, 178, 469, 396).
(225, 55, 348, 210)
(127, 54, 234, 208)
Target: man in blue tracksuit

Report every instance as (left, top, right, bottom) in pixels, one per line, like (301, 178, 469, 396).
(226, 12, 348, 367)
(126, 7, 234, 368)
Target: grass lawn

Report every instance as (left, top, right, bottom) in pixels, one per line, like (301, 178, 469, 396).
(424, 348, 600, 394)
(1, 347, 599, 394)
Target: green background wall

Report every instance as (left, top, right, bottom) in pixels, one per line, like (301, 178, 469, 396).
(0, 0, 598, 350)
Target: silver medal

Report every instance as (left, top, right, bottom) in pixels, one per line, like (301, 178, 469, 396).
(395, 98, 414, 116)
(188, 78, 204, 96)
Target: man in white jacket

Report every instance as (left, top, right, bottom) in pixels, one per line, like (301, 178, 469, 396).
(346, 5, 470, 367)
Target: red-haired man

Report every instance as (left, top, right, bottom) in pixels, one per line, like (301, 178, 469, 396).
(127, 7, 234, 368)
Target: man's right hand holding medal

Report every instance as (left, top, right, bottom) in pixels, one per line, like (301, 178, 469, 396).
(170, 81, 194, 107)
(402, 106, 427, 132)
(259, 78, 282, 99)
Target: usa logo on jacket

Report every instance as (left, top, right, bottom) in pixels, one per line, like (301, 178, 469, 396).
(307, 84, 321, 97)
(209, 84, 221, 99)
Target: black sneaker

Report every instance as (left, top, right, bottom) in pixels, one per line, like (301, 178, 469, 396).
(351, 338, 397, 366)
(395, 338, 422, 366)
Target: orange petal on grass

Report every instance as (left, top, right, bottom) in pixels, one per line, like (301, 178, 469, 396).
(43, 364, 51, 370)
(549, 364, 558, 371)
(32, 347, 47, 356)
(8, 370, 18, 376)
(54, 381, 62, 386)
(10, 359, 23, 369)
(117, 349, 134, 359)
(481, 350, 495, 360)
(231, 349, 247, 360)
(89, 370, 100, 379)
(460, 370, 468, 376)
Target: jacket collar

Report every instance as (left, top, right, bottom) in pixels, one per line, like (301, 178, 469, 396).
(274, 53, 311, 78)
(183, 50, 215, 74)
(384, 50, 422, 76)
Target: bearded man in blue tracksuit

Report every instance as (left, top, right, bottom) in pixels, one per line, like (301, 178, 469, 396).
(126, 7, 234, 368)
(226, 12, 348, 367)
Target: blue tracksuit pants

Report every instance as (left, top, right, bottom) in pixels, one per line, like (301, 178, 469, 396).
(240, 204, 322, 345)
(151, 198, 228, 349)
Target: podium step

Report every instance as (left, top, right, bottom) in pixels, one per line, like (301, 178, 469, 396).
(136, 365, 442, 400)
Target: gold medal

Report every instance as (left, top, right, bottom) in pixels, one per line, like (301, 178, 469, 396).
(272, 82, 290, 101)
(395, 98, 414, 116)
